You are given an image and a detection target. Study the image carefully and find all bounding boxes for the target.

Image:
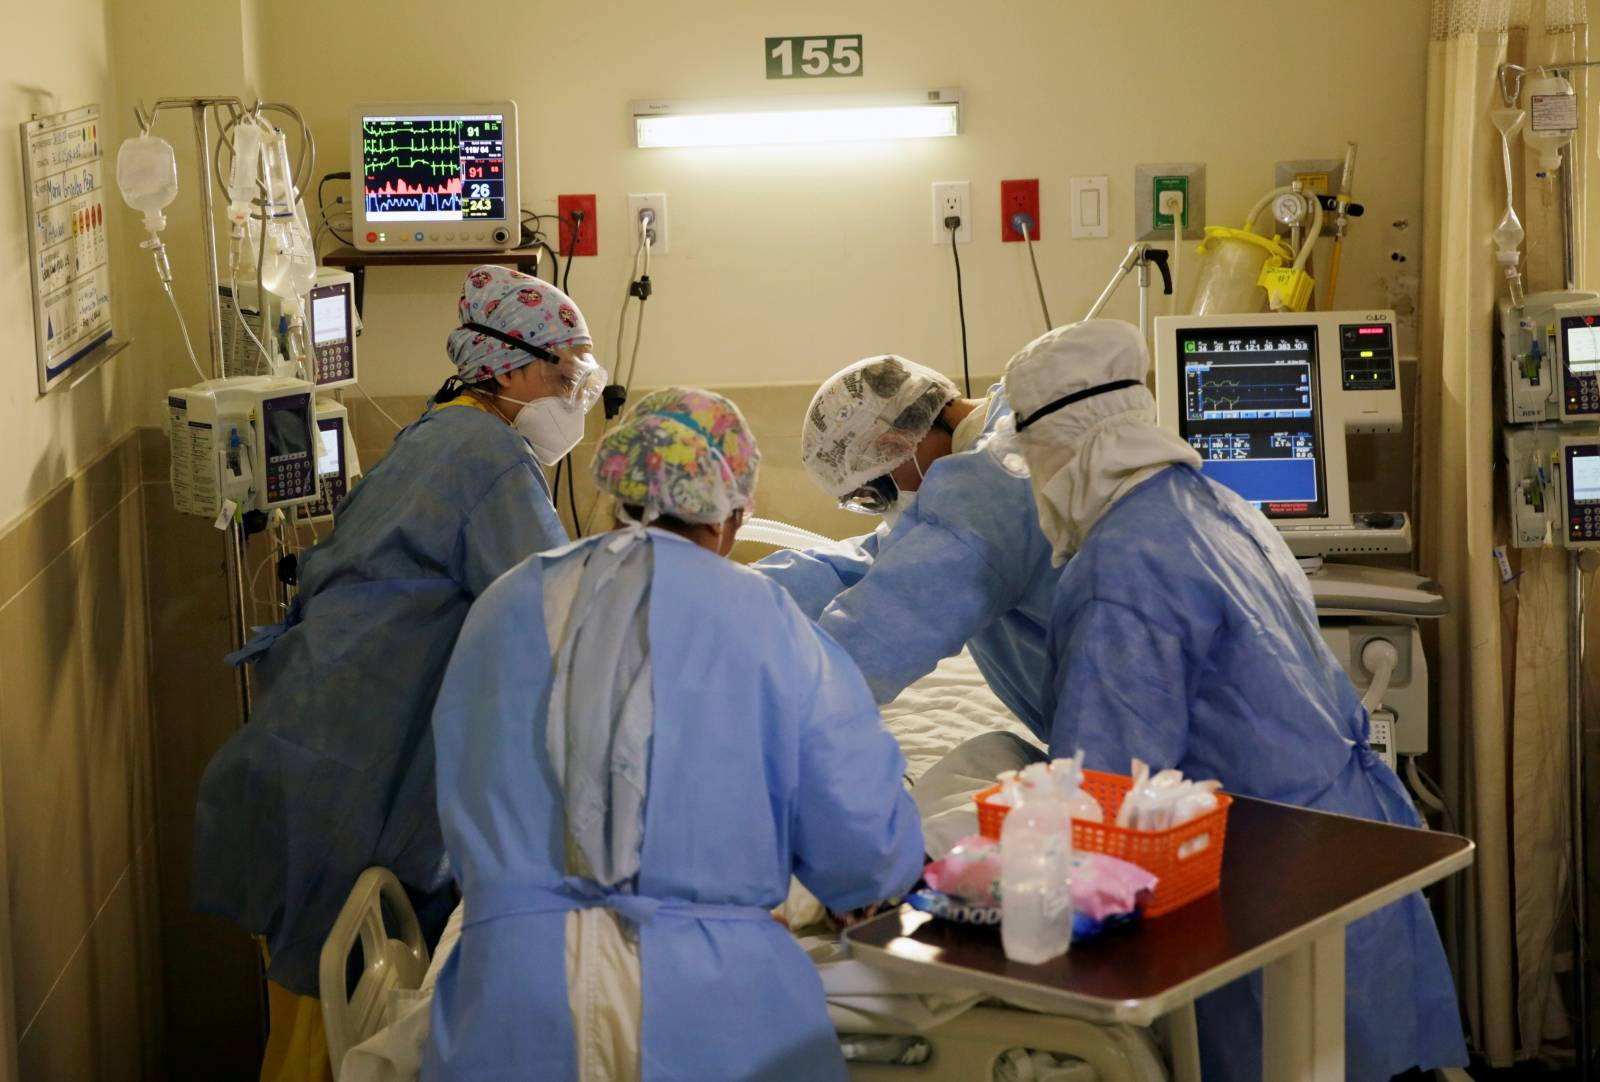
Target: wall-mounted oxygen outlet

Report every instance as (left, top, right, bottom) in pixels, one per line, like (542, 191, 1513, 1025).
(932, 181, 971, 244)
(627, 193, 668, 253)
(1135, 163, 1204, 240)
(1275, 159, 1345, 237)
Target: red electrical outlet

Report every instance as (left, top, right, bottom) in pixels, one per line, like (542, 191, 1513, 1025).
(557, 193, 598, 256)
(1000, 179, 1040, 243)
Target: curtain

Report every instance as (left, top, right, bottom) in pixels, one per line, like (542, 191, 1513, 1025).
(1422, 0, 1589, 1066)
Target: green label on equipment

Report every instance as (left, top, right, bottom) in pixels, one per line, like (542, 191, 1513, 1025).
(766, 36, 863, 79)
(1153, 175, 1190, 231)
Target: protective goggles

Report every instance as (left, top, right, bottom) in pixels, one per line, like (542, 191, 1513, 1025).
(983, 378, 1144, 479)
(839, 474, 899, 514)
(460, 321, 608, 413)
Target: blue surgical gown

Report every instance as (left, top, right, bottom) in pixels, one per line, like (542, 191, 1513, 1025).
(192, 401, 568, 996)
(1045, 465, 1466, 1082)
(423, 530, 924, 1082)
(755, 387, 1062, 735)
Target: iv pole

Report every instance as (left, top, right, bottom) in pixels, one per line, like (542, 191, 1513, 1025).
(1554, 81, 1594, 1077)
(138, 97, 257, 722)
(1085, 242, 1173, 349)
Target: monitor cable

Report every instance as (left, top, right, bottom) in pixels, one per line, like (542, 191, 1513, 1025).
(946, 215, 971, 397)
(1014, 213, 1052, 331)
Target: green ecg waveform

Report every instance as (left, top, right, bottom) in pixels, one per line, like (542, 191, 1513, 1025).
(362, 136, 462, 174)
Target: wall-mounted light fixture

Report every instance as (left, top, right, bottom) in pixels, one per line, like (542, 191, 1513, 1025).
(631, 89, 963, 149)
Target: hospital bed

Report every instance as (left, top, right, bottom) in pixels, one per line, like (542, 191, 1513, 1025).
(320, 651, 1171, 1082)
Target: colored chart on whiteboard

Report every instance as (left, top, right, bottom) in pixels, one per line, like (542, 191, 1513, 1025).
(21, 105, 115, 390)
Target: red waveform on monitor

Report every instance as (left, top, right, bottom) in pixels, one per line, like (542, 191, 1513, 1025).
(364, 176, 465, 197)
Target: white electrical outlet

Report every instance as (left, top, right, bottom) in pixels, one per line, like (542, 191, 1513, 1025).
(931, 181, 971, 244)
(627, 193, 669, 253)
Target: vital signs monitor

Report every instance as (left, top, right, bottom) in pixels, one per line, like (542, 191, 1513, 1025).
(351, 102, 520, 252)
(1153, 310, 1407, 557)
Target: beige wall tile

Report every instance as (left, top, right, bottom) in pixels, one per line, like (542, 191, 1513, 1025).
(0, 434, 145, 608)
(14, 862, 146, 1082)
(0, 541, 96, 1031)
(131, 842, 164, 1079)
(14, 922, 95, 1082)
(76, 496, 144, 905)
(141, 484, 267, 1079)
(138, 428, 167, 485)
(87, 865, 145, 1082)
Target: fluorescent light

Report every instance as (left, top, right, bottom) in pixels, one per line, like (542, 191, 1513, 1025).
(632, 90, 962, 149)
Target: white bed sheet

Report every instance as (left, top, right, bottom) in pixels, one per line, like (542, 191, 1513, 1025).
(880, 650, 1039, 784)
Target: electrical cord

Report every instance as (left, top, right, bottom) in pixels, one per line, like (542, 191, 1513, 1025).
(1403, 756, 1458, 835)
(583, 221, 654, 535)
(352, 382, 405, 433)
(565, 453, 582, 538)
(946, 216, 971, 397)
(1018, 216, 1052, 330)
(562, 212, 584, 296)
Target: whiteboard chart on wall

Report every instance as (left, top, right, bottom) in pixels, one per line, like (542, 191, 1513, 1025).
(20, 104, 128, 393)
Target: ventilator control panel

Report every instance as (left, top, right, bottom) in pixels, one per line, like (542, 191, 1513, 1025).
(1338, 323, 1396, 391)
(1565, 438, 1600, 548)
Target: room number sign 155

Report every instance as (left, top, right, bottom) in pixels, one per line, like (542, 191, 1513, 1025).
(765, 36, 863, 79)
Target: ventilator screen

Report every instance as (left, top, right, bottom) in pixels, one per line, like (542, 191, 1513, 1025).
(1176, 325, 1328, 519)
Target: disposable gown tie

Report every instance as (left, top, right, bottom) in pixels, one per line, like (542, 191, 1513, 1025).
(464, 878, 773, 931)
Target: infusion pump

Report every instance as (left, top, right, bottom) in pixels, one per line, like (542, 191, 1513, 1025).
(166, 376, 320, 519)
(1499, 291, 1600, 424)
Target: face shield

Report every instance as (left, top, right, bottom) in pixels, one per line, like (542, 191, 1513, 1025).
(458, 320, 608, 413)
(555, 351, 608, 414)
(838, 474, 899, 515)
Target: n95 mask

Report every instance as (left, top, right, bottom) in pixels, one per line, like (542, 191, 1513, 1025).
(506, 396, 586, 466)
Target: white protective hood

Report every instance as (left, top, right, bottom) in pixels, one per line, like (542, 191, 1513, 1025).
(1003, 321, 1200, 565)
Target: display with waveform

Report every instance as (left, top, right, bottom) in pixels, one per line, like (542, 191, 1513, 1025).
(1184, 360, 1313, 421)
(361, 115, 506, 221)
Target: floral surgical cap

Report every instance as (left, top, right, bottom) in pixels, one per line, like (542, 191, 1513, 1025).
(591, 388, 760, 525)
(800, 355, 959, 498)
(445, 265, 592, 383)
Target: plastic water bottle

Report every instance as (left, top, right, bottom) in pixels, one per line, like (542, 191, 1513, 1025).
(1000, 766, 1074, 964)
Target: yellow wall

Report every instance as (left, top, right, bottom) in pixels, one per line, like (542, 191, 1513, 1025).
(250, 0, 1429, 399)
(0, 0, 148, 528)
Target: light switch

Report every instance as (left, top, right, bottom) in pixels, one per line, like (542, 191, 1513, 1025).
(1083, 189, 1102, 227)
(1071, 176, 1109, 238)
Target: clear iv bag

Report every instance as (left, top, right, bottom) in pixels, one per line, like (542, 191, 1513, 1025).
(116, 134, 180, 233)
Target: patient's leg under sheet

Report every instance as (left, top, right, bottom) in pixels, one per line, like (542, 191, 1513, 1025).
(913, 732, 1045, 858)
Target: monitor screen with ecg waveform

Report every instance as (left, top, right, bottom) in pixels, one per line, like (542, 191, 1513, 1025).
(360, 113, 507, 222)
(1176, 324, 1328, 519)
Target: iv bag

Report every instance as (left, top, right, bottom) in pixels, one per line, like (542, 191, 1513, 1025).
(259, 130, 316, 312)
(116, 134, 179, 232)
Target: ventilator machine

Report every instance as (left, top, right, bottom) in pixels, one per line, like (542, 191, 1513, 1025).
(1154, 310, 1442, 772)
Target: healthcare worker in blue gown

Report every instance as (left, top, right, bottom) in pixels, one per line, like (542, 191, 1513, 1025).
(753, 356, 1063, 737)
(423, 388, 923, 1082)
(992, 319, 1467, 1082)
(192, 266, 606, 1014)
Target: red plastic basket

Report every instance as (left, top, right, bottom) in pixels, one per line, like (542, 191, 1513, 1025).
(974, 768, 1231, 918)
